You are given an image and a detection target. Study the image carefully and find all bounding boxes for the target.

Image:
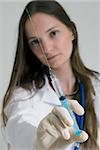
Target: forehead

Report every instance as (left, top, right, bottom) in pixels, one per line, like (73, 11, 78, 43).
(25, 12, 66, 36)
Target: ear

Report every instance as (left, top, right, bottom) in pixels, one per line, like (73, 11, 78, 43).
(69, 29, 74, 41)
(71, 32, 75, 41)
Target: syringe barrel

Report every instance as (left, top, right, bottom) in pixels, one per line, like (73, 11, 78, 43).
(60, 96, 81, 136)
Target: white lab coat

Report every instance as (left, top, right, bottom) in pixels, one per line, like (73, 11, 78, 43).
(4, 76, 100, 150)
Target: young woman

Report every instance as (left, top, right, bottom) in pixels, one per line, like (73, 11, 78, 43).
(2, 1, 100, 150)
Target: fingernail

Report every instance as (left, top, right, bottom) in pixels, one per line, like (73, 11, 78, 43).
(62, 130, 70, 140)
(70, 119, 74, 126)
(80, 131, 89, 142)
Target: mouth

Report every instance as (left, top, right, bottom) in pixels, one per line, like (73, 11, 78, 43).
(47, 55, 59, 60)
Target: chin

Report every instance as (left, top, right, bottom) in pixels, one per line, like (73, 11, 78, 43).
(50, 60, 69, 70)
(50, 63, 62, 69)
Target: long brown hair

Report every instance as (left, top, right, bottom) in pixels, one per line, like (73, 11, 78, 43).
(2, 1, 99, 149)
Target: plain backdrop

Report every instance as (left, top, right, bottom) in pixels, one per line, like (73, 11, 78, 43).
(0, 0, 100, 149)
(0, 0, 100, 104)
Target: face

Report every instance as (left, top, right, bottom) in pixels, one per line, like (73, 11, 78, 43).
(25, 13, 74, 69)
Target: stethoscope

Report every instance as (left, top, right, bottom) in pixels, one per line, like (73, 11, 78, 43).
(73, 81, 85, 150)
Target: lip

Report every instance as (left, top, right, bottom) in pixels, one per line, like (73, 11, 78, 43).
(47, 54, 59, 60)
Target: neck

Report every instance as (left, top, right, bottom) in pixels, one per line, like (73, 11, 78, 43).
(52, 62, 76, 95)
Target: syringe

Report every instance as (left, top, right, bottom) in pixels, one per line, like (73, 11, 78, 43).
(50, 72, 81, 137)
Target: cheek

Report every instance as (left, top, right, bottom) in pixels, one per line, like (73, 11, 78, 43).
(31, 47, 42, 58)
(67, 41, 73, 54)
(60, 38, 73, 56)
(31, 47, 47, 64)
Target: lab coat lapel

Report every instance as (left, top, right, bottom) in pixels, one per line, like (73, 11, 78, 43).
(41, 76, 61, 106)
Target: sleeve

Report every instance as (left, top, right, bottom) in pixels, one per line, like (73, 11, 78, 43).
(5, 90, 39, 150)
(93, 76, 100, 125)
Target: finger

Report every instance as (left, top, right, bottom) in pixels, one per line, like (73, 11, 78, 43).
(48, 113, 70, 140)
(47, 114, 61, 138)
(39, 114, 60, 138)
(37, 115, 60, 149)
(66, 127, 88, 144)
(52, 106, 73, 127)
(74, 130, 89, 143)
(69, 100, 84, 115)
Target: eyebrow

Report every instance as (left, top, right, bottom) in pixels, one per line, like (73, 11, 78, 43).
(28, 36, 38, 42)
(28, 26, 58, 42)
(46, 26, 58, 33)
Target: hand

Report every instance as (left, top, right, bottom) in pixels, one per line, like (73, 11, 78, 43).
(36, 100, 88, 150)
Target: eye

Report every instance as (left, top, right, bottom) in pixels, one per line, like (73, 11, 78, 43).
(30, 39, 40, 47)
(50, 30, 59, 38)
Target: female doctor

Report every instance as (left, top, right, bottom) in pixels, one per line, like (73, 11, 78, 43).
(2, 0, 100, 150)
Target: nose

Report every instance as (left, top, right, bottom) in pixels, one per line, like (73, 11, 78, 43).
(42, 39, 53, 55)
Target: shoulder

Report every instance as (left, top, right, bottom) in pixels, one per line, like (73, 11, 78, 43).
(7, 81, 37, 105)
(10, 77, 49, 101)
(91, 74, 100, 125)
(11, 87, 33, 101)
(4, 81, 37, 117)
(90, 74, 100, 94)
(90, 73, 100, 98)
(5, 77, 49, 109)
(4, 77, 51, 121)
(91, 73, 100, 86)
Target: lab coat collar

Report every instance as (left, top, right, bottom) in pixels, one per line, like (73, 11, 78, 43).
(39, 76, 61, 106)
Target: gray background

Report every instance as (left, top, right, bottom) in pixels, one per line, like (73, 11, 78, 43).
(0, 0, 100, 149)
